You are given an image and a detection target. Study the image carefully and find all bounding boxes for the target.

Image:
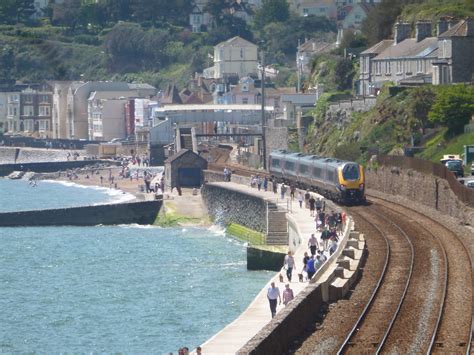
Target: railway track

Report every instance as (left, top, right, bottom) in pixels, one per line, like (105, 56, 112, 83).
(206, 163, 472, 353)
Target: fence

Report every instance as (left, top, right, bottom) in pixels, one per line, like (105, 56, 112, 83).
(376, 155, 474, 207)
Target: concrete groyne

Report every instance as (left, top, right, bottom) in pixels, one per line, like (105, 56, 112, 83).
(0, 200, 162, 227)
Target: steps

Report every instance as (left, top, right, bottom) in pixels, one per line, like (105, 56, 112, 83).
(266, 205, 288, 245)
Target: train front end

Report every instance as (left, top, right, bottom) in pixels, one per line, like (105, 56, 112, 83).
(337, 163, 365, 204)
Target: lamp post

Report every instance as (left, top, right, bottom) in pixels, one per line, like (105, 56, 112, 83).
(260, 43, 267, 170)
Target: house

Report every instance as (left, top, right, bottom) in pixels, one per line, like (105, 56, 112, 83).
(51, 81, 77, 139)
(189, 0, 212, 33)
(359, 19, 474, 96)
(341, 2, 373, 29)
(297, 39, 337, 75)
(88, 92, 128, 141)
(17, 83, 53, 138)
(291, 0, 338, 19)
(4, 89, 21, 134)
(213, 36, 259, 79)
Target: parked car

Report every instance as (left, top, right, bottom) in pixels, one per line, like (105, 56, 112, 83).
(444, 159, 464, 178)
(471, 162, 474, 176)
(466, 180, 474, 189)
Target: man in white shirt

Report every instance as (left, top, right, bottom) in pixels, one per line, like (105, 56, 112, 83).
(284, 251, 295, 282)
(267, 282, 281, 318)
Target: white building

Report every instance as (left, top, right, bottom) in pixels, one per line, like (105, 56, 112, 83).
(88, 92, 128, 141)
(213, 36, 259, 79)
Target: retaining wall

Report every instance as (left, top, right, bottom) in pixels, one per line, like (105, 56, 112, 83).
(0, 200, 162, 227)
(0, 160, 120, 177)
(366, 166, 474, 225)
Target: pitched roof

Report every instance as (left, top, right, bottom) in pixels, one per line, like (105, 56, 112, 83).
(165, 149, 206, 164)
(373, 37, 438, 60)
(161, 84, 182, 105)
(216, 36, 257, 48)
(361, 39, 394, 55)
(439, 19, 471, 38)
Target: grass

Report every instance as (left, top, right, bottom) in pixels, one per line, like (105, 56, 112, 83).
(417, 129, 474, 163)
(226, 223, 265, 245)
(153, 202, 204, 227)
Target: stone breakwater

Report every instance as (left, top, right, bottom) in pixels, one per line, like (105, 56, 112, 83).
(0, 160, 121, 177)
(0, 200, 162, 227)
(0, 147, 76, 164)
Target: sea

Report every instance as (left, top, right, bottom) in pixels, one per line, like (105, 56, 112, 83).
(0, 179, 272, 353)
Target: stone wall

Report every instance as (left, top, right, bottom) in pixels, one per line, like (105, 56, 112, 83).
(366, 166, 474, 225)
(201, 183, 267, 233)
(0, 200, 162, 227)
(326, 97, 377, 127)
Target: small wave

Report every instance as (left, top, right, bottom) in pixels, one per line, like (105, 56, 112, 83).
(44, 180, 136, 204)
(116, 224, 160, 229)
(207, 224, 226, 236)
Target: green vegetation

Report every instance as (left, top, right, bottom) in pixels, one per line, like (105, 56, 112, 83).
(417, 129, 474, 162)
(154, 203, 205, 227)
(226, 223, 265, 245)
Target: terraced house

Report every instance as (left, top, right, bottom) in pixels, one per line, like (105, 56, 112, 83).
(359, 18, 474, 96)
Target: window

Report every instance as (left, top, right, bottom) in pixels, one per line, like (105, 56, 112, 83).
(240, 48, 244, 58)
(396, 60, 403, 74)
(271, 159, 280, 168)
(375, 61, 381, 75)
(300, 164, 309, 175)
(39, 95, 49, 103)
(23, 119, 33, 131)
(327, 170, 335, 182)
(38, 120, 49, 131)
(385, 61, 391, 75)
(313, 167, 322, 178)
(284, 161, 295, 171)
(242, 98, 248, 104)
(23, 105, 34, 116)
(24, 94, 33, 103)
(39, 106, 50, 116)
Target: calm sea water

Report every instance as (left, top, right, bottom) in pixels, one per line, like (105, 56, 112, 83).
(0, 179, 271, 353)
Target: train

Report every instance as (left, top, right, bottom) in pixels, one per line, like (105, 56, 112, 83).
(269, 150, 366, 204)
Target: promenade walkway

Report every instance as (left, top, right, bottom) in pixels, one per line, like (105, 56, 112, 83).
(200, 182, 329, 354)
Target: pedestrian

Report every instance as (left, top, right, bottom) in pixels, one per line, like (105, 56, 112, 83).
(196, 346, 202, 355)
(272, 179, 278, 194)
(302, 251, 310, 281)
(284, 251, 295, 282)
(280, 183, 286, 199)
(318, 249, 327, 263)
(267, 282, 281, 318)
(306, 256, 316, 280)
(308, 233, 319, 256)
(290, 185, 296, 200)
(321, 226, 331, 251)
(308, 194, 316, 216)
(282, 284, 294, 306)
(257, 175, 262, 191)
(297, 191, 303, 208)
(304, 190, 310, 208)
(263, 176, 268, 191)
(315, 197, 322, 212)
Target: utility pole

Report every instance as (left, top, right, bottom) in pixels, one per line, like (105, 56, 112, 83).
(297, 39, 301, 93)
(260, 44, 266, 170)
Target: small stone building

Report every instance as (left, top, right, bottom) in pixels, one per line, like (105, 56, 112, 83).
(164, 149, 208, 190)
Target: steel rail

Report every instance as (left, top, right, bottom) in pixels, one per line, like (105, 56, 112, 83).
(368, 198, 459, 355)
(336, 208, 390, 355)
(366, 206, 415, 355)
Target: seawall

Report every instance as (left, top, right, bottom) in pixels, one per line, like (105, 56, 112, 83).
(0, 160, 120, 177)
(0, 200, 162, 227)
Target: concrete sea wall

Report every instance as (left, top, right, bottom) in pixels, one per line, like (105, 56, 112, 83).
(0, 200, 162, 227)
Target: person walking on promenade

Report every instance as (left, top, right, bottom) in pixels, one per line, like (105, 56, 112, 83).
(272, 179, 278, 194)
(302, 251, 310, 281)
(282, 284, 294, 306)
(304, 190, 310, 208)
(257, 175, 262, 191)
(309, 195, 316, 216)
(306, 256, 316, 280)
(318, 249, 327, 263)
(284, 251, 295, 282)
(329, 237, 338, 255)
(321, 226, 331, 251)
(308, 233, 319, 256)
(267, 282, 281, 318)
(315, 197, 323, 212)
(263, 176, 268, 191)
(297, 191, 303, 208)
(290, 185, 296, 200)
(280, 183, 287, 199)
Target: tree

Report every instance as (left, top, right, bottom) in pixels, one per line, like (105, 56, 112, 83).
(0, 0, 35, 24)
(254, 0, 289, 29)
(428, 85, 474, 135)
(334, 58, 355, 90)
(0, 45, 15, 82)
(51, 0, 81, 31)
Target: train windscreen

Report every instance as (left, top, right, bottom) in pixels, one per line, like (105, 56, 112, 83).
(342, 164, 360, 180)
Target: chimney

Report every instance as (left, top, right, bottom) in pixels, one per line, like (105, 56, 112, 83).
(437, 17, 448, 36)
(416, 21, 432, 42)
(394, 22, 411, 44)
(467, 18, 474, 37)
